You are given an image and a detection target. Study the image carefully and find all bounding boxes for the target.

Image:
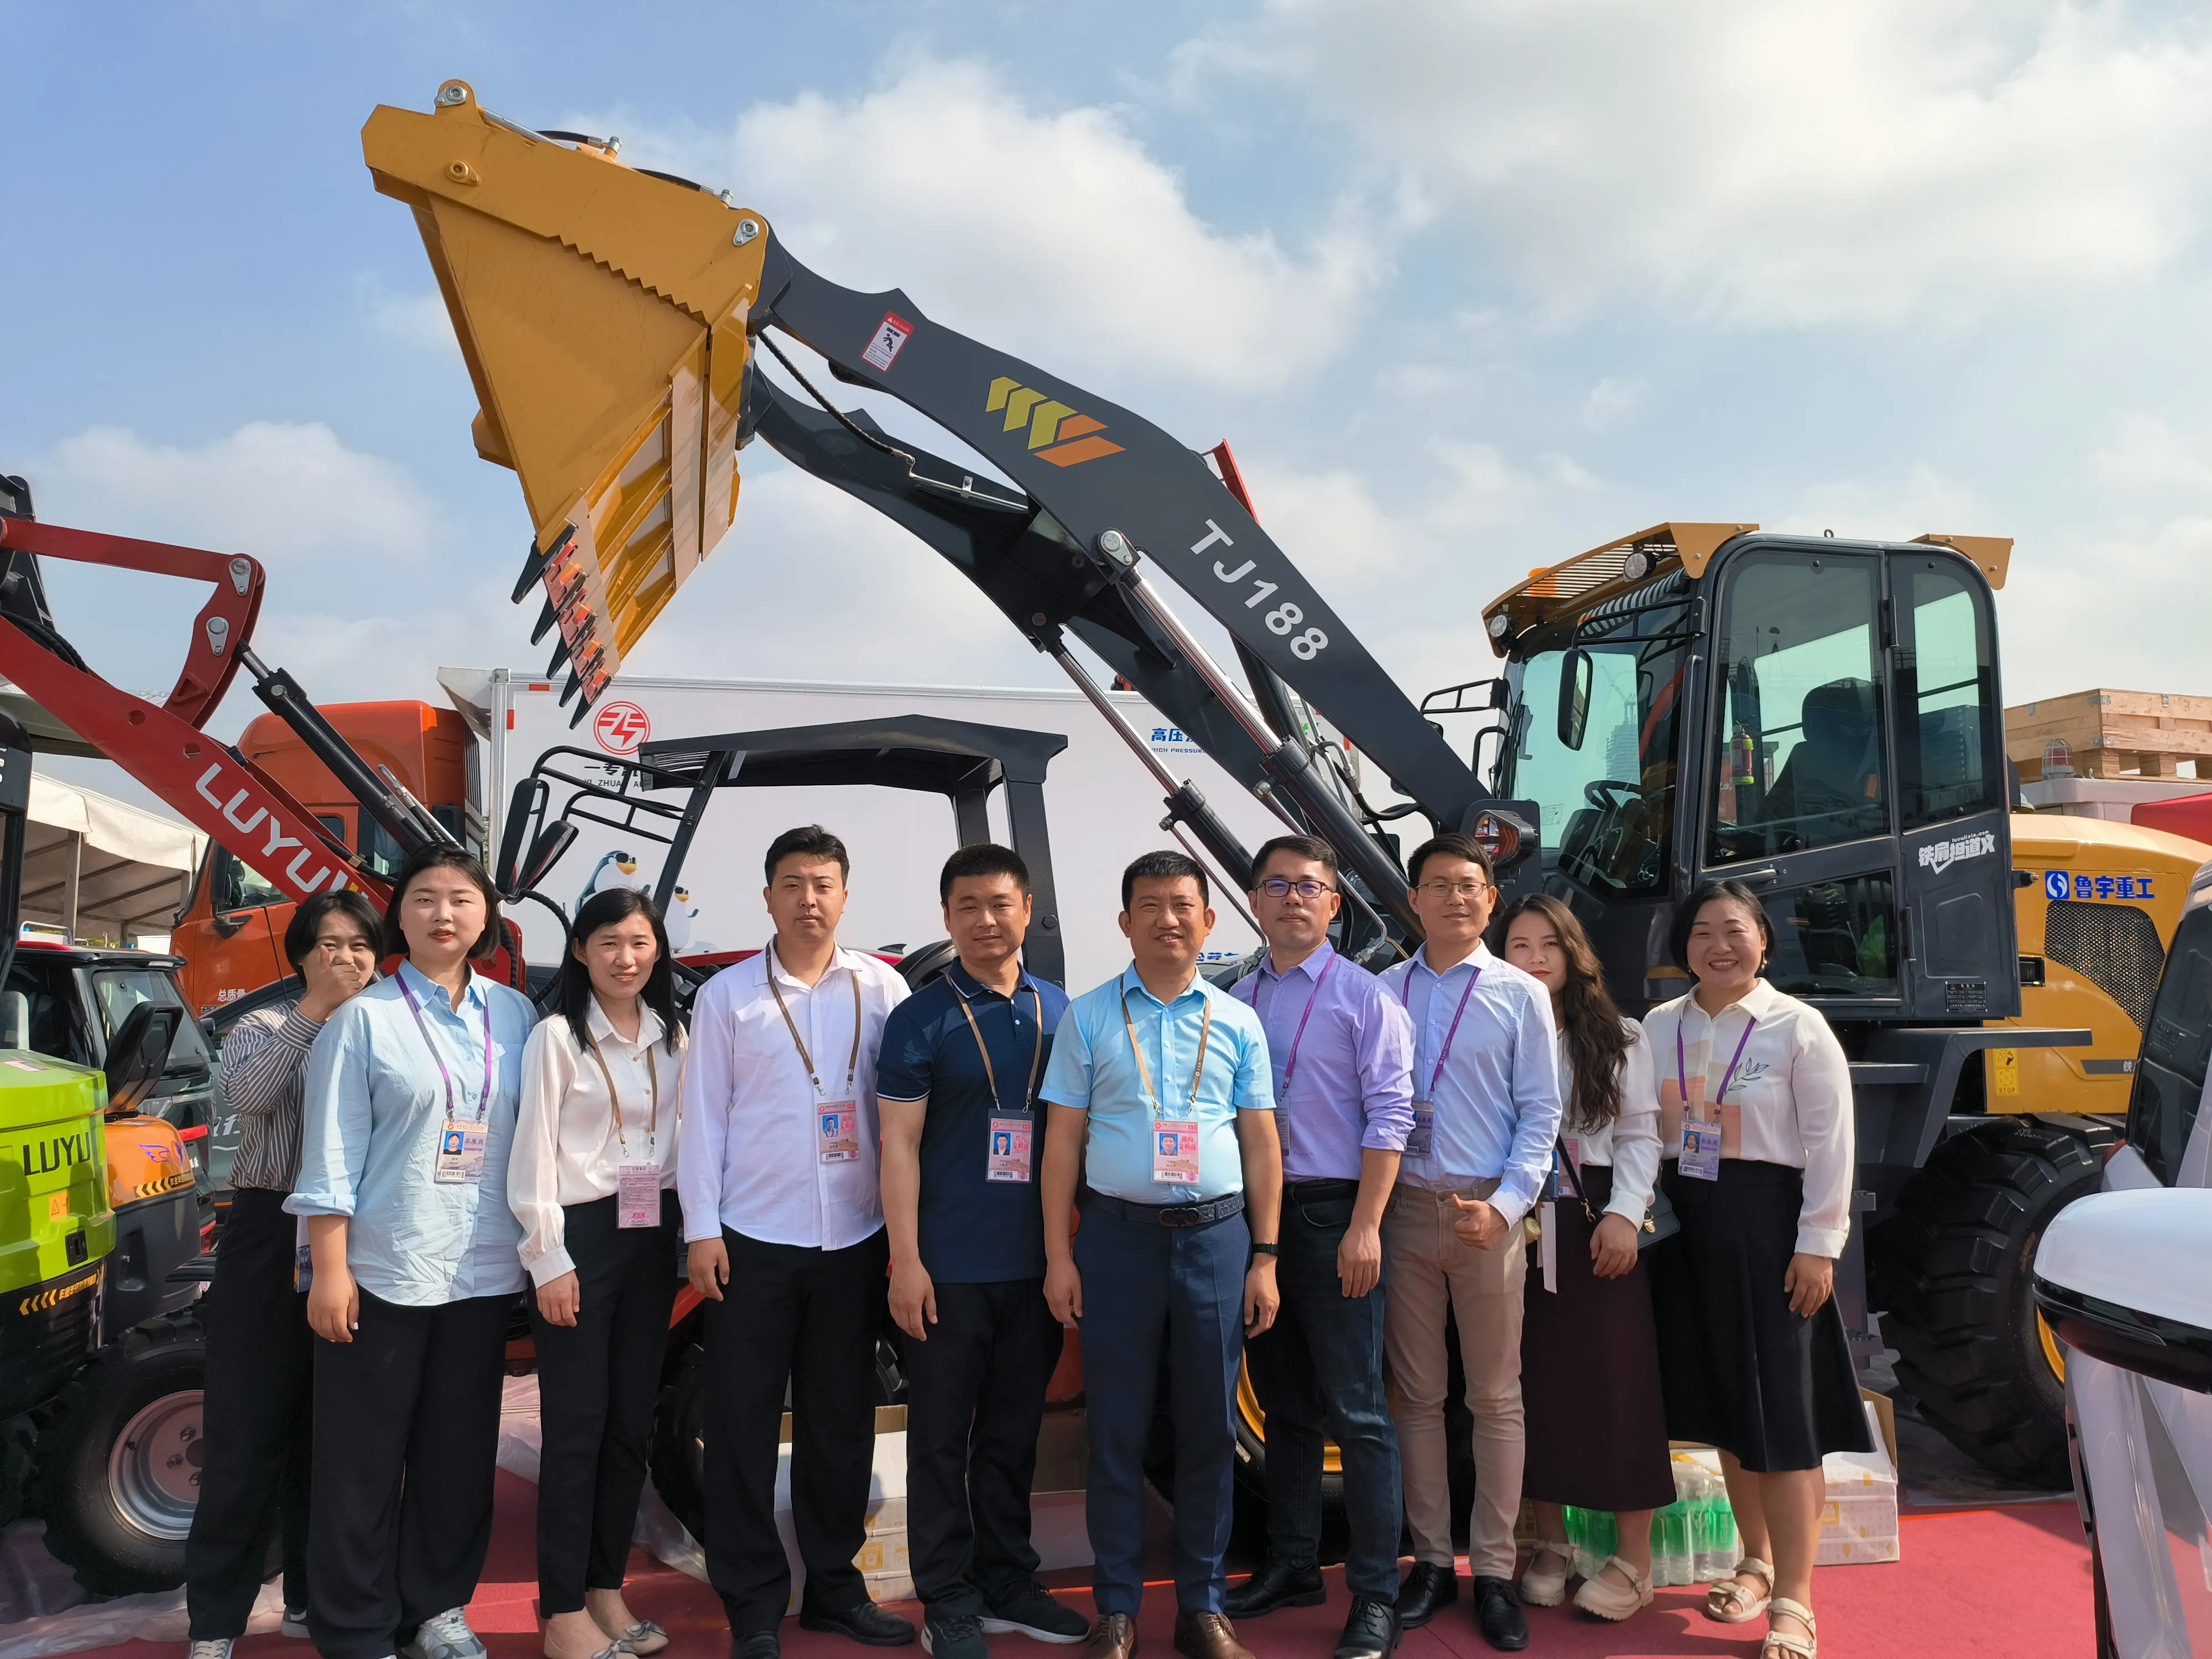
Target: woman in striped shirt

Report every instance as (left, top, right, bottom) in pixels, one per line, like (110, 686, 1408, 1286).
(186, 890, 381, 1659)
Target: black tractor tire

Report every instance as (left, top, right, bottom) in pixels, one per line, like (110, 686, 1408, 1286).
(31, 1310, 208, 1594)
(1874, 1115, 2117, 1487)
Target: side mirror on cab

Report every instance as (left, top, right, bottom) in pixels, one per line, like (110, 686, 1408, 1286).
(102, 1003, 180, 1117)
(1557, 646, 1594, 752)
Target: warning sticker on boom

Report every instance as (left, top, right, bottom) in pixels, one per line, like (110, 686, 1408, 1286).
(863, 313, 915, 372)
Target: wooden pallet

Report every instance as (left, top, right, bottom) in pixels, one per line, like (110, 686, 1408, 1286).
(2006, 688, 2212, 780)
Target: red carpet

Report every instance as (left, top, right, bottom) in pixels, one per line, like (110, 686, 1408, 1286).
(76, 1473, 2093, 1659)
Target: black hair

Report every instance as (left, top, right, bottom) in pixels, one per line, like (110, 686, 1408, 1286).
(764, 824, 849, 886)
(1249, 834, 1338, 888)
(1406, 831, 1495, 889)
(1121, 849, 1208, 912)
(283, 890, 383, 974)
(551, 888, 681, 1053)
(1495, 893, 1630, 1131)
(380, 845, 504, 961)
(939, 843, 1031, 905)
(1669, 878, 1776, 974)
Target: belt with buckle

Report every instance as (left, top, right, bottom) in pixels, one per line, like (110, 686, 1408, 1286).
(1286, 1178, 1360, 1201)
(1080, 1188, 1246, 1229)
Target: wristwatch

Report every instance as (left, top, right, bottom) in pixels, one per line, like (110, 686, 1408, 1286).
(1250, 1241, 1280, 1258)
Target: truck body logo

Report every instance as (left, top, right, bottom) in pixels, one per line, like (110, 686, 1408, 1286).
(1918, 830, 1997, 874)
(20, 1128, 93, 1177)
(863, 312, 914, 372)
(592, 702, 651, 757)
(191, 763, 348, 897)
(2049, 870, 2154, 902)
(985, 378, 1125, 467)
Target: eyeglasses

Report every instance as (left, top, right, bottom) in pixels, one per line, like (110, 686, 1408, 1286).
(1418, 879, 1491, 899)
(1258, 877, 1334, 899)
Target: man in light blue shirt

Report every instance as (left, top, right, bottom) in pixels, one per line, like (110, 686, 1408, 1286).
(1378, 833, 1560, 1653)
(1037, 852, 1280, 1659)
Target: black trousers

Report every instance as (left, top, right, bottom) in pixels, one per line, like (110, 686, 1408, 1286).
(185, 1188, 314, 1639)
(704, 1225, 889, 1635)
(902, 1279, 1065, 1619)
(530, 1192, 681, 1613)
(306, 1288, 513, 1659)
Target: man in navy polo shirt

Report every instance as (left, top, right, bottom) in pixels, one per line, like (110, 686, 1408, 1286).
(879, 845, 1087, 1659)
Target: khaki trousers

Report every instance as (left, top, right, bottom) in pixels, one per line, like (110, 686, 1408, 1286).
(1381, 1181, 1526, 1578)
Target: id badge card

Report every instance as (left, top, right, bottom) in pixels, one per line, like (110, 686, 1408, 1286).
(1680, 1118, 1723, 1181)
(1404, 1101, 1434, 1159)
(817, 1102, 862, 1165)
(985, 1115, 1034, 1183)
(434, 1121, 487, 1184)
(1152, 1119, 1202, 1186)
(617, 1162, 661, 1228)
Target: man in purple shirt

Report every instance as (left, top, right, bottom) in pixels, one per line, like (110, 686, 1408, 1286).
(1224, 836, 1414, 1659)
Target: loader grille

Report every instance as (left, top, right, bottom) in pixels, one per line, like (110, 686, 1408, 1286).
(2044, 900, 2163, 1031)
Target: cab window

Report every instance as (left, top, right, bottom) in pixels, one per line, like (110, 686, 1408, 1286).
(1899, 564, 1999, 830)
(213, 846, 283, 911)
(1709, 556, 1890, 862)
(91, 967, 212, 1073)
(2131, 905, 2212, 1186)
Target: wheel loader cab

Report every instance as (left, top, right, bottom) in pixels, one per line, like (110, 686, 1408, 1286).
(1486, 524, 2018, 1022)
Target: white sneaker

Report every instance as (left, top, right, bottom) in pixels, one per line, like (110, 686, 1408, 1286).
(281, 1607, 311, 1640)
(189, 1640, 235, 1659)
(401, 1609, 487, 1659)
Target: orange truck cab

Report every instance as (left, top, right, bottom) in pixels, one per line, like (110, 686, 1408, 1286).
(173, 702, 478, 1016)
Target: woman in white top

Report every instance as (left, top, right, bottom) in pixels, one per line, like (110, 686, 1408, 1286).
(1499, 895, 1674, 1626)
(509, 888, 687, 1659)
(1645, 880, 1872, 1659)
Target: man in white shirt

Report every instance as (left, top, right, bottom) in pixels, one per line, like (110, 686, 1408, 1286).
(1379, 834, 1561, 1654)
(680, 826, 914, 1659)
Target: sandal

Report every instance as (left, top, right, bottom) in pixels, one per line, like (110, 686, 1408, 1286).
(1704, 1557, 1773, 1624)
(1520, 1541, 1573, 1608)
(1572, 1556, 1653, 1622)
(1762, 1597, 1817, 1658)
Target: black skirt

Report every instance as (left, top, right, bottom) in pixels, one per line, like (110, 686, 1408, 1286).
(1650, 1160, 1873, 1473)
(1521, 1164, 1677, 1512)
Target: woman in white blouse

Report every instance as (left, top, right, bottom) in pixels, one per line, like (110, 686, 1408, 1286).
(1499, 895, 1674, 1625)
(1645, 880, 1872, 1659)
(509, 889, 687, 1659)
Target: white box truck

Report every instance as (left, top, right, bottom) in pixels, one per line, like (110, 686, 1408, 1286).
(437, 668, 1298, 987)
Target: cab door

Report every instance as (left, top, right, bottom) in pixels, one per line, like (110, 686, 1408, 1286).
(1698, 545, 1905, 1016)
(1891, 550, 2016, 1019)
(171, 847, 289, 1016)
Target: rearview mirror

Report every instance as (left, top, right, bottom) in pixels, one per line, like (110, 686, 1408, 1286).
(493, 778, 545, 896)
(1556, 647, 1593, 752)
(514, 822, 579, 898)
(103, 1003, 180, 1116)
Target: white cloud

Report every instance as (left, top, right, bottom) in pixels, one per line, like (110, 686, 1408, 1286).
(1777, 463, 1990, 541)
(35, 422, 438, 567)
(2094, 413, 2212, 496)
(367, 286, 462, 361)
(1581, 377, 1646, 432)
(574, 56, 1383, 394)
(1179, 1, 2212, 326)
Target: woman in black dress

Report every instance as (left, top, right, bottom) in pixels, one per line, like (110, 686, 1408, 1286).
(1645, 880, 1871, 1659)
(1500, 895, 1674, 1624)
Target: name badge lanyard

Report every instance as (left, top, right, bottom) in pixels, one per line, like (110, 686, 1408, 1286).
(966, 985, 1046, 1183)
(959, 987, 1046, 1115)
(587, 1030, 662, 1226)
(397, 972, 494, 1123)
(1123, 990, 1215, 1188)
(768, 943, 864, 1164)
(1399, 962, 1481, 1158)
(1256, 952, 1339, 1103)
(1677, 1010, 1757, 1180)
(1676, 1013, 1759, 1117)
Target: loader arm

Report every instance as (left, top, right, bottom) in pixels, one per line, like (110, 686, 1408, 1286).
(365, 83, 1520, 935)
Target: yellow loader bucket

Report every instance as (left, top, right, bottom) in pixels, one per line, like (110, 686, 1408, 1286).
(363, 80, 767, 709)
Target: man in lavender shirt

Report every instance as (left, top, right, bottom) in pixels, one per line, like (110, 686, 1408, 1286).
(1224, 836, 1415, 1659)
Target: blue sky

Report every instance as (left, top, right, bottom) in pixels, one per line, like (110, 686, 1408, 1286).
(8, 1, 2212, 807)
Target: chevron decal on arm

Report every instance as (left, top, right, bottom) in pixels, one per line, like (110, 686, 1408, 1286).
(985, 377, 1126, 467)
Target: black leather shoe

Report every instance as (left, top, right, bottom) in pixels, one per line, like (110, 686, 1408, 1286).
(1394, 1563, 1457, 1630)
(733, 1635, 780, 1659)
(1470, 1578, 1527, 1652)
(800, 1600, 919, 1648)
(1332, 1597, 1399, 1659)
(1223, 1558, 1325, 1619)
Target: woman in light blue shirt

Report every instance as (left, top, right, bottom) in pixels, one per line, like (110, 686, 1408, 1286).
(287, 847, 536, 1659)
